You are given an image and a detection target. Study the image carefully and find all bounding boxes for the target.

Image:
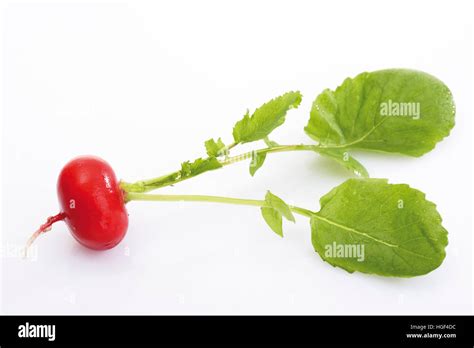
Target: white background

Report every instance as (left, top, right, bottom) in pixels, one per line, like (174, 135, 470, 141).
(1, 0, 473, 314)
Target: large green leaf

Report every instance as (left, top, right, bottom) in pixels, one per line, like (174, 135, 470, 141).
(233, 91, 302, 143)
(311, 178, 448, 277)
(305, 69, 455, 156)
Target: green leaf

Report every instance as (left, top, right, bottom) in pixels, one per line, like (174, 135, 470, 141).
(260, 191, 296, 237)
(261, 207, 283, 237)
(233, 91, 302, 144)
(264, 136, 280, 147)
(249, 151, 266, 176)
(311, 178, 448, 277)
(264, 191, 295, 223)
(180, 157, 222, 178)
(305, 69, 455, 156)
(314, 147, 369, 178)
(204, 138, 226, 157)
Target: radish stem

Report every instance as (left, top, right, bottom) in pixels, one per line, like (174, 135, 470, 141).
(126, 192, 314, 218)
(121, 144, 325, 193)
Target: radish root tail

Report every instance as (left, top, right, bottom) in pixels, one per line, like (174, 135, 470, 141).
(24, 212, 66, 258)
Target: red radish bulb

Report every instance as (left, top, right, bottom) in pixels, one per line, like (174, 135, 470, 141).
(27, 156, 128, 250)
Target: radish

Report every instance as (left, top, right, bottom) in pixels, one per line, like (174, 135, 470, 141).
(26, 72, 454, 277)
(27, 156, 128, 250)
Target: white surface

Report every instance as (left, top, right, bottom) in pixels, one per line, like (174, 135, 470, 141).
(1, 0, 473, 314)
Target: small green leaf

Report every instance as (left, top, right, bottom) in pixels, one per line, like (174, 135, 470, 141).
(261, 207, 283, 237)
(180, 157, 222, 178)
(249, 151, 266, 176)
(264, 191, 295, 223)
(233, 91, 302, 144)
(305, 69, 455, 156)
(264, 136, 279, 147)
(314, 147, 369, 178)
(311, 178, 448, 277)
(204, 138, 226, 157)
